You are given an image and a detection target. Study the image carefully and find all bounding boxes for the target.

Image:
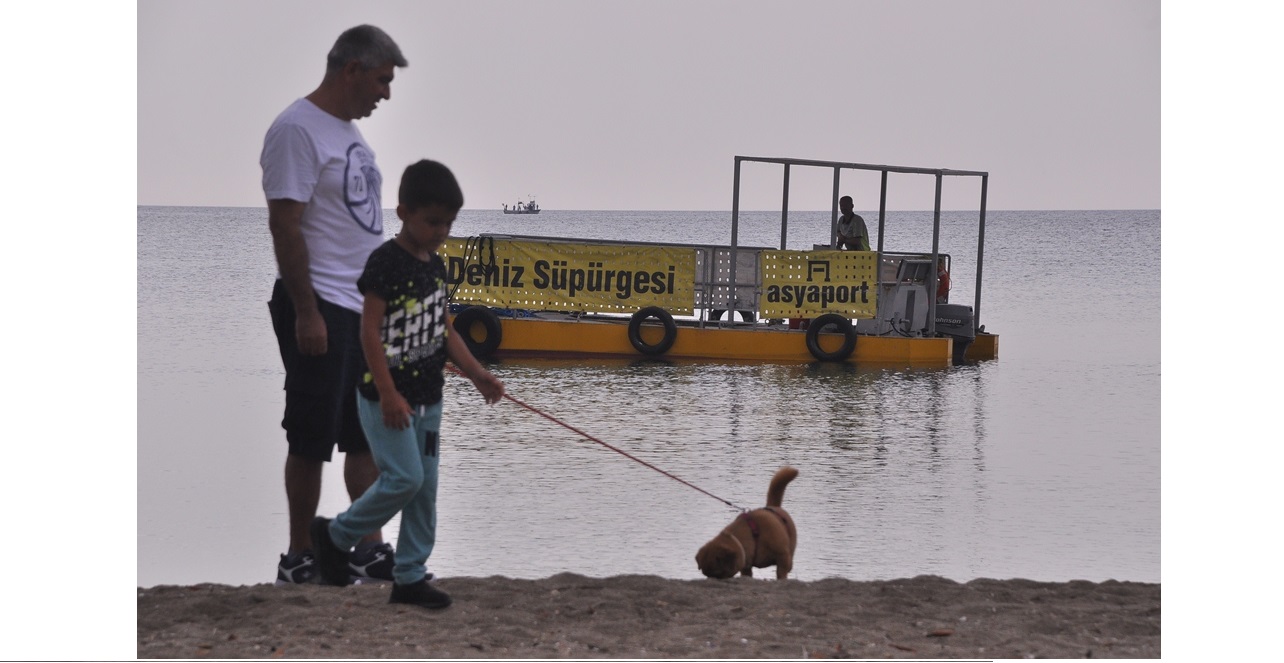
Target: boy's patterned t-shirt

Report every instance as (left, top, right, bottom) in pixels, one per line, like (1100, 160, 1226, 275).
(356, 240, 450, 406)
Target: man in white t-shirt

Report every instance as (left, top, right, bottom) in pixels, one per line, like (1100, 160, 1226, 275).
(262, 25, 407, 586)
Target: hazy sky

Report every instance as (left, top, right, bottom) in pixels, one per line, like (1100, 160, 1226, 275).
(137, 0, 1159, 211)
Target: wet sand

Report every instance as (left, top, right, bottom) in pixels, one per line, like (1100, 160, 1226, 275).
(137, 573, 1159, 658)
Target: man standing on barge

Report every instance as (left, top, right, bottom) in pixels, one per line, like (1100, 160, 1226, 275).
(836, 195, 870, 251)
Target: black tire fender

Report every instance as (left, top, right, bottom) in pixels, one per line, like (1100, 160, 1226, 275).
(452, 306, 503, 358)
(628, 306, 678, 356)
(804, 313, 856, 361)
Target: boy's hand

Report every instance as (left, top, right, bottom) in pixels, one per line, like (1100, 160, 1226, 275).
(380, 391, 414, 430)
(471, 371, 506, 405)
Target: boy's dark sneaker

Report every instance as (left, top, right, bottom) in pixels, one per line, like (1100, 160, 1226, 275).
(389, 578, 452, 609)
(275, 551, 316, 586)
(310, 517, 352, 586)
(348, 541, 395, 583)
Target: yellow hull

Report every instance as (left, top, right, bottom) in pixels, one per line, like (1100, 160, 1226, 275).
(483, 316, 998, 365)
(966, 331, 999, 362)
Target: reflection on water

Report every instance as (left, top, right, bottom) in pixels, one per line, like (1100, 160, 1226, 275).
(137, 207, 1159, 587)
(428, 352, 1124, 585)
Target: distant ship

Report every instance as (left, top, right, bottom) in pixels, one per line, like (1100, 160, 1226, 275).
(503, 198, 541, 214)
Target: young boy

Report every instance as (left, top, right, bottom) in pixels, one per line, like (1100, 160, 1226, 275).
(311, 159, 505, 609)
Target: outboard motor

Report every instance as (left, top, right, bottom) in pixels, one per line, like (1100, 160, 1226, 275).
(934, 304, 975, 364)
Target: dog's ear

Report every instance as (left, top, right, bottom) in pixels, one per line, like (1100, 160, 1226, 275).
(696, 543, 715, 571)
(696, 542, 728, 578)
(704, 546, 739, 579)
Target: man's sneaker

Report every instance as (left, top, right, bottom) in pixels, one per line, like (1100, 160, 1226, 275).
(348, 541, 437, 585)
(275, 551, 316, 586)
(310, 517, 352, 586)
(389, 578, 452, 609)
(348, 541, 395, 583)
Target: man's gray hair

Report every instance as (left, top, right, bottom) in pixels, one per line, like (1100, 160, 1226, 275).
(325, 25, 407, 74)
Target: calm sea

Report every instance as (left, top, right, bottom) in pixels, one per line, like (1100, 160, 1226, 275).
(137, 207, 1159, 587)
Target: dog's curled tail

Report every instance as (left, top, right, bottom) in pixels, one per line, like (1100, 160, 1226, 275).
(766, 466, 799, 507)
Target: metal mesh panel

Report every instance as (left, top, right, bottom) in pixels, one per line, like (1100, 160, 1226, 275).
(703, 248, 760, 310)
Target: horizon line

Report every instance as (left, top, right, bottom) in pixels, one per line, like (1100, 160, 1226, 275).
(136, 204, 1162, 213)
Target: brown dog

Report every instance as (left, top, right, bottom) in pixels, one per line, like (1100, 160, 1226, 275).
(695, 467, 798, 579)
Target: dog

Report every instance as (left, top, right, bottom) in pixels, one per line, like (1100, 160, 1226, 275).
(695, 466, 798, 579)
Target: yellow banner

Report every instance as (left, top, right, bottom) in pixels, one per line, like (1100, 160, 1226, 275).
(759, 250, 878, 318)
(440, 238, 696, 314)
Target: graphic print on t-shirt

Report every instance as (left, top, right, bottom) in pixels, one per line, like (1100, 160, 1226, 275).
(384, 286, 448, 366)
(344, 143, 383, 234)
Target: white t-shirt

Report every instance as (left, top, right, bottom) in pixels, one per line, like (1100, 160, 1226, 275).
(837, 212, 869, 250)
(261, 98, 385, 313)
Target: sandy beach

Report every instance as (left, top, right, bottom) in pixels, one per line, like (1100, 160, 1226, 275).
(137, 573, 1159, 659)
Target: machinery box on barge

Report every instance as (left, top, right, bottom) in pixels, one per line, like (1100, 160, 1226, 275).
(444, 156, 997, 366)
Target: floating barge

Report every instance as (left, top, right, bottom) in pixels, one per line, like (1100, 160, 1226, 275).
(446, 156, 997, 366)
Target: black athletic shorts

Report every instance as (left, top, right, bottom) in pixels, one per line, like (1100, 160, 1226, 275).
(268, 279, 370, 462)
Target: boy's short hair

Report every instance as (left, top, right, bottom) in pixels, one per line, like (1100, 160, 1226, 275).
(399, 159, 464, 211)
(839, 195, 853, 205)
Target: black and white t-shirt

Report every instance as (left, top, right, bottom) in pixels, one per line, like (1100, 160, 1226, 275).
(356, 240, 450, 406)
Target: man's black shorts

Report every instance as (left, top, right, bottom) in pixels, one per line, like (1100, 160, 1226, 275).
(268, 279, 370, 462)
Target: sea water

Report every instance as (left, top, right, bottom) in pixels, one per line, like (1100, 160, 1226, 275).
(137, 207, 1159, 587)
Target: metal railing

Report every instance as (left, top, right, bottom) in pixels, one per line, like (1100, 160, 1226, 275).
(729, 156, 989, 335)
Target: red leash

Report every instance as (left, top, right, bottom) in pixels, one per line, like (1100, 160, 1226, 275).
(448, 364, 741, 511)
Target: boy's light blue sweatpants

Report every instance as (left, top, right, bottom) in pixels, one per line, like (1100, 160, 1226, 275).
(330, 394, 442, 586)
